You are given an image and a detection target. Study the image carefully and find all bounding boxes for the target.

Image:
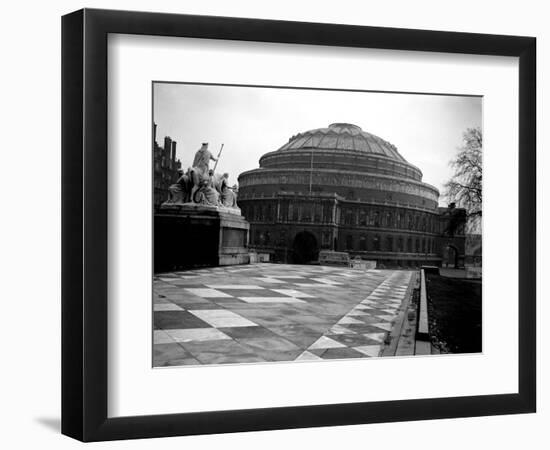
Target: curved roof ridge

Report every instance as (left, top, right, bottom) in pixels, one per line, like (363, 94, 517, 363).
(275, 123, 408, 163)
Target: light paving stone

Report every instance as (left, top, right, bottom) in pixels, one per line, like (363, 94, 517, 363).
(270, 289, 315, 298)
(309, 336, 347, 350)
(184, 288, 233, 298)
(295, 351, 323, 361)
(254, 277, 286, 284)
(328, 325, 356, 335)
(337, 316, 365, 325)
(311, 278, 343, 285)
(238, 297, 305, 304)
(153, 329, 176, 344)
(372, 322, 393, 331)
(354, 345, 382, 357)
(364, 332, 386, 342)
(189, 309, 258, 328)
(205, 285, 265, 289)
(165, 328, 231, 342)
(153, 303, 184, 311)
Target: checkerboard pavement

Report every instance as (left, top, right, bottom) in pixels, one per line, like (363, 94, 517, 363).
(153, 264, 414, 366)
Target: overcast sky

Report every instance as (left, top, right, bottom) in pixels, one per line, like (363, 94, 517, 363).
(153, 83, 481, 205)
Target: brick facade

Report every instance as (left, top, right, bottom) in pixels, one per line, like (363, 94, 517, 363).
(237, 123, 465, 267)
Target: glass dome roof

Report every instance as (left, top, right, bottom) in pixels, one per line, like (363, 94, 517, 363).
(276, 123, 407, 163)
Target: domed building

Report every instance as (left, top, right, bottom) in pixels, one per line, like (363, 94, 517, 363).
(237, 123, 465, 267)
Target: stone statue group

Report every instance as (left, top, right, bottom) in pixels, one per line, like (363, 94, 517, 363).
(165, 143, 238, 208)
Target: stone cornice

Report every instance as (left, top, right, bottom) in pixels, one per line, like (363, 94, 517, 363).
(238, 167, 440, 201)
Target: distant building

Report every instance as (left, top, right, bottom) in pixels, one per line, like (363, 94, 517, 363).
(153, 123, 182, 210)
(237, 123, 466, 267)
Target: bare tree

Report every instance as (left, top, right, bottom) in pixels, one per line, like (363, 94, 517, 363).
(444, 127, 482, 217)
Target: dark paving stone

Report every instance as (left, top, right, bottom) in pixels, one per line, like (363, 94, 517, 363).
(215, 289, 274, 297)
(169, 302, 217, 310)
(168, 279, 205, 286)
(180, 340, 264, 365)
(236, 336, 300, 353)
(213, 301, 258, 309)
(157, 357, 201, 367)
(153, 343, 198, 366)
(168, 296, 213, 305)
(210, 297, 246, 305)
(246, 349, 303, 362)
(310, 347, 366, 359)
(288, 315, 334, 325)
(250, 316, 299, 327)
(266, 324, 326, 349)
(328, 333, 384, 347)
(154, 311, 211, 330)
(345, 316, 385, 326)
(218, 326, 283, 340)
(345, 323, 392, 333)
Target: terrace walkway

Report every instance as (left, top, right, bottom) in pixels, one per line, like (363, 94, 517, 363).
(153, 264, 414, 366)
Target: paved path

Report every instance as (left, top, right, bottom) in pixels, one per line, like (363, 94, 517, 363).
(153, 264, 413, 367)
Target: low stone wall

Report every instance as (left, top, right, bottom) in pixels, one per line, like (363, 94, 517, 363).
(416, 269, 430, 344)
(318, 250, 350, 266)
(249, 252, 271, 263)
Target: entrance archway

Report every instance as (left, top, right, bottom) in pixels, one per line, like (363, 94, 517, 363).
(292, 231, 319, 264)
(445, 244, 459, 268)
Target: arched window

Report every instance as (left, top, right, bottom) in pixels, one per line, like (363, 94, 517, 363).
(373, 235, 380, 251)
(374, 211, 380, 227)
(422, 238, 426, 253)
(397, 237, 403, 252)
(280, 201, 288, 221)
(407, 237, 413, 252)
(386, 236, 394, 252)
(386, 212, 393, 227)
(359, 210, 367, 226)
(292, 204, 298, 221)
(346, 235, 353, 250)
(345, 209, 353, 225)
(280, 229, 287, 245)
(302, 204, 311, 222)
(314, 204, 322, 223)
(323, 203, 332, 223)
(416, 238, 421, 253)
(359, 235, 367, 251)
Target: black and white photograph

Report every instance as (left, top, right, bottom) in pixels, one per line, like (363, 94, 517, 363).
(152, 82, 483, 367)
(1, 0, 542, 447)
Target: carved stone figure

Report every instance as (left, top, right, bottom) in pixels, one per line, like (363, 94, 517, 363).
(166, 168, 193, 203)
(161, 142, 242, 213)
(220, 173, 238, 208)
(192, 143, 217, 180)
(189, 143, 217, 200)
(194, 177, 221, 206)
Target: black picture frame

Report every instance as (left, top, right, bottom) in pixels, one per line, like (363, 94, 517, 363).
(61, 8, 536, 442)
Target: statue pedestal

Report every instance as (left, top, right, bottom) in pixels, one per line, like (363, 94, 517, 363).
(154, 204, 250, 273)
